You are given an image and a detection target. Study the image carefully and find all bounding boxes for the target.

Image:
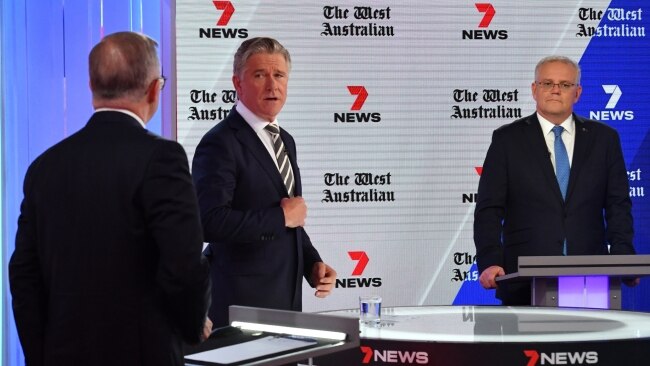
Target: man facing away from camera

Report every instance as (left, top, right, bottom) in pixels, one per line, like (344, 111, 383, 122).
(10, 31, 211, 366)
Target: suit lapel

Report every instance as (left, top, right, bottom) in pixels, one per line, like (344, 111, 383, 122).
(522, 113, 565, 203)
(566, 114, 592, 202)
(228, 110, 290, 197)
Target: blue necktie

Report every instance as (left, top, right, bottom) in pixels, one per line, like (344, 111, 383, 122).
(552, 125, 570, 255)
(553, 126, 570, 200)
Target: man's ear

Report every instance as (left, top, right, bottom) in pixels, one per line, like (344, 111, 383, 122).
(573, 85, 583, 104)
(146, 79, 159, 103)
(232, 74, 241, 94)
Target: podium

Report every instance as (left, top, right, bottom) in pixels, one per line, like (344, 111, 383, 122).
(496, 255, 650, 309)
(184, 306, 359, 366)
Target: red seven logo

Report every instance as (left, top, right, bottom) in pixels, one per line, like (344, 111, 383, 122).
(524, 350, 540, 366)
(213, 1, 235, 26)
(348, 251, 369, 276)
(360, 346, 373, 363)
(347, 86, 368, 111)
(475, 3, 495, 28)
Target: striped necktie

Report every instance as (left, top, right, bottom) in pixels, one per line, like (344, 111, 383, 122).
(264, 123, 295, 197)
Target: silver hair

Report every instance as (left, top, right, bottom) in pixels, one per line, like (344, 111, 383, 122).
(233, 37, 291, 78)
(89, 32, 160, 101)
(534, 56, 581, 85)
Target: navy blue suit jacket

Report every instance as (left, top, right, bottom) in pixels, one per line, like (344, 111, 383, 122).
(192, 109, 322, 327)
(10, 112, 210, 366)
(474, 113, 635, 304)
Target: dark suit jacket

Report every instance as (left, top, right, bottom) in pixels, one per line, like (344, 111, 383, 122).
(9, 111, 210, 366)
(474, 113, 635, 305)
(192, 109, 322, 327)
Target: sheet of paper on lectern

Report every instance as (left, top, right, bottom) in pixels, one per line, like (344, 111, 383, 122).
(185, 335, 318, 364)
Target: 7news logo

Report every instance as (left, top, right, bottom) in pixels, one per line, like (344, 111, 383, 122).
(524, 349, 598, 365)
(334, 86, 382, 123)
(589, 84, 634, 121)
(462, 3, 508, 40)
(361, 346, 429, 365)
(199, 1, 248, 39)
(462, 167, 482, 203)
(335, 251, 382, 288)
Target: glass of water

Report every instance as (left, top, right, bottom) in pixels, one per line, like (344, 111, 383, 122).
(359, 295, 382, 327)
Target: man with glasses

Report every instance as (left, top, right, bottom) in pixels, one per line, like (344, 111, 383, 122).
(474, 56, 638, 305)
(10, 31, 210, 366)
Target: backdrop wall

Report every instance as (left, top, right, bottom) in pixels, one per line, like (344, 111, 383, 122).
(174, 0, 650, 313)
(1, 1, 649, 365)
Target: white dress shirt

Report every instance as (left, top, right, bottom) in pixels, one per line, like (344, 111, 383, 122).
(538, 113, 575, 173)
(94, 108, 146, 128)
(236, 102, 295, 179)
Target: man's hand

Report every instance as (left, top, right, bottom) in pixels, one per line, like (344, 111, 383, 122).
(623, 277, 641, 287)
(479, 265, 505, 289)
(201, 317, 213, 342)
(281, 197, 307, 228)
(311, 262, 337, 298)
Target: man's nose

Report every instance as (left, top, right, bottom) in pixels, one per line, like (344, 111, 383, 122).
(265, 77, 276, 90)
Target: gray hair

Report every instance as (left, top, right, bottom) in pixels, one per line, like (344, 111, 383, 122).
(89, 31, 160, 101)
(233, 37, 291, 78)
(534, 56, 581, 85)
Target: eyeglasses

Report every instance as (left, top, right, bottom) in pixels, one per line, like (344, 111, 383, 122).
(158, 76, 167, 91)
(536, 81, 576, 91)
(146, 76, 167, 94)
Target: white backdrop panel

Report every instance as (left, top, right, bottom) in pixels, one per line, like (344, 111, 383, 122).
(175, 0, 610, 312)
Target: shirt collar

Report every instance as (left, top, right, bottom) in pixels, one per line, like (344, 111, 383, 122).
(235, 101, 279, 133)
(537, 113, 575, 137)
(94, 108, 146, 128)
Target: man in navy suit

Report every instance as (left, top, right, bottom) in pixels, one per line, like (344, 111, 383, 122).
(474, 56, 638, 305)
(192, 37, 337, 327)
(9, 32, 211, 365)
